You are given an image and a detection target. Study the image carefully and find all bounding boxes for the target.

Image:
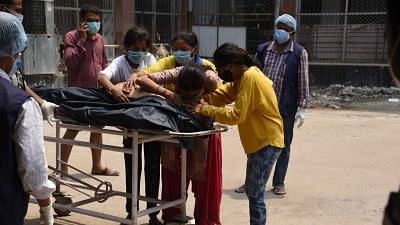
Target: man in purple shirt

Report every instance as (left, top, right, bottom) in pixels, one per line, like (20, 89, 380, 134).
(62, 4, 118, 176)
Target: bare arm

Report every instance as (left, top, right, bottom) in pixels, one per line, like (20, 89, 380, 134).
(136, 75, 174, 99)
(98, 74, 129, 102)
(98, 73, 116, 93)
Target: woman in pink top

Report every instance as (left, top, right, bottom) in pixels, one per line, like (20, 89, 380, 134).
(137, 66, 223, 225)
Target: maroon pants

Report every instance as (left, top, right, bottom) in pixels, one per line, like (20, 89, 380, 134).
(161, 133, 222, 225)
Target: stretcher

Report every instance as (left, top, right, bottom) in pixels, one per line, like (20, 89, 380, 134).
(30, 118, 228, 225)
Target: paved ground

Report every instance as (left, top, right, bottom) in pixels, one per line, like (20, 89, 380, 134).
(25, 107, 400, 225)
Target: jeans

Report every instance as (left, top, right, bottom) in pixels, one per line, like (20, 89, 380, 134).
(245, 145, 281, 225)
(272, 114, 295, 188)
(123, 138, 161, 217)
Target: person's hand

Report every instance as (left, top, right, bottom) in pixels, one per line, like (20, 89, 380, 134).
(41, 100, 59, 126)
(189, 100, 207, 115)
(295, 107, 306, 128)
(123, 79, 137, 93)
(110, 86, 129, 103)
(39, 203, 54, 225)
(78, 22, 88, 40)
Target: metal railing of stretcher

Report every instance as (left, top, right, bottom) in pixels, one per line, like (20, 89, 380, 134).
(29, 117, 228, 225)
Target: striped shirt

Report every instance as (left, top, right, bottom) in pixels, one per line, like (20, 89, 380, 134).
(262, 41, 309, 107)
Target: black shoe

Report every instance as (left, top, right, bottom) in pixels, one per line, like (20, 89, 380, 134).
(273, 186, 287, 195)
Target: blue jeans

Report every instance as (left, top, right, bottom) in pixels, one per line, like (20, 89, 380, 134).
(272, 114, 295, 188)
(245, 145, 281, 225)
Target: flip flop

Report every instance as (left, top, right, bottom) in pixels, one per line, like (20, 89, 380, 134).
(91, 167, 120, 176)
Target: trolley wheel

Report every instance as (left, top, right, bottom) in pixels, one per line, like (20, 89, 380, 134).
(53, 195, 73, 216)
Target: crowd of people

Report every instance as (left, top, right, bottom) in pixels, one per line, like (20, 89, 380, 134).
(1, 0, 399, 225)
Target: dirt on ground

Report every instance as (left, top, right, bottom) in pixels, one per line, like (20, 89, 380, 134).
(25, 100, 400, 225)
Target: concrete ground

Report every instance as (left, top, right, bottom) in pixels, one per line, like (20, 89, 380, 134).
(25, 107, 400, 225)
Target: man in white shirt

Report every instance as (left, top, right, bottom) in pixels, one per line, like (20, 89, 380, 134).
(0, 12, 55, 225)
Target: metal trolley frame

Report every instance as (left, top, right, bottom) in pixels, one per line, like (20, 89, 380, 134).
(30, 120, 227, 225)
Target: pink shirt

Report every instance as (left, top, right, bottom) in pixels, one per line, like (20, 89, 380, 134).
(64, 30, 107, 88)
(148, 66, 220, 94)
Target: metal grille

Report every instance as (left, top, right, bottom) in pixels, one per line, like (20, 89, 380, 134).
(193, 0, 275, 53)
(296, 0, 387, 65)
(135, 0, 182, 44)
(24, 0, 46, 34)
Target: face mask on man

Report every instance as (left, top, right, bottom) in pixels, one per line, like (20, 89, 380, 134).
(274, 29, 292, 44)
(87, 21, 101, 34)
(173, 50, 193, 66)
(127, 51, 147, 65)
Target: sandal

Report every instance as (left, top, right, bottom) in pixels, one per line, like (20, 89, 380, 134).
(91, 167, 120, 176)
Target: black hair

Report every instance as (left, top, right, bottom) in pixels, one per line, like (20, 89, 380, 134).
(176, 66, 205, 91)
(172, 32, 199, 50)
(0, 0, 15, 4)
(79, 4, 101, 19)
(386, 0, 400, 82)
(213, 42, 259, 69)
(123, 26, 152, 50)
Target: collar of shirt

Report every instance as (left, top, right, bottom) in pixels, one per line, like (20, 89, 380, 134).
(0, 68, 11, 82)
(267, 40, 294, 53)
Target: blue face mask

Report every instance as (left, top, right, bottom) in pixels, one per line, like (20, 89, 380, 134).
(87, 22, 101, 34)
(127, 51, 147, 65)
(173, 50, 193, 66)
(274, 29, 291, 44)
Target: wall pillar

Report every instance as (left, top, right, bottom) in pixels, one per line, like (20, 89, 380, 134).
(114, 0, 135, 46)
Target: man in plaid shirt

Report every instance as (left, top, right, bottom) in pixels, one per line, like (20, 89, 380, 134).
(256, 14, 309, 195)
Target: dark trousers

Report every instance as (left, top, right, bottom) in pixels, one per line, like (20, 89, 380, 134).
(123, 138, 162, 217)
(272, 114, 296, 188)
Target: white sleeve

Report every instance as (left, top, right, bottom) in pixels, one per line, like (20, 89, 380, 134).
(13, 98, 55, 200)
(146, 53, 157, 67)
(99, 57, 121, 80)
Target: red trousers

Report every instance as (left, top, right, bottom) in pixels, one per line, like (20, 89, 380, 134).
(161, 133, 222, 225)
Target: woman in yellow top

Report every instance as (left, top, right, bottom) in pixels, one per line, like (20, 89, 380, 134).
(193, 42, 284, 225)
(124, 32, 215, 94)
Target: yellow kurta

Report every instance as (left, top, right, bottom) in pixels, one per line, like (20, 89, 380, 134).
(201, 66, 284, 154)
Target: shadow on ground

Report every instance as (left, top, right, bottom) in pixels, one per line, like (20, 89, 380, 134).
(25, 217, 87, 225)
(223, 188, 286, 200)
